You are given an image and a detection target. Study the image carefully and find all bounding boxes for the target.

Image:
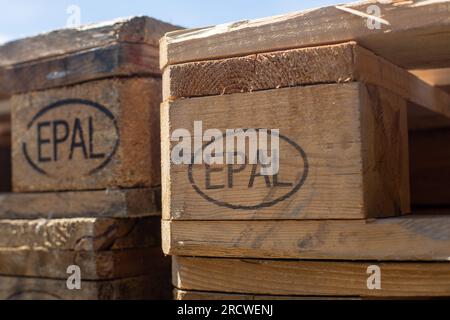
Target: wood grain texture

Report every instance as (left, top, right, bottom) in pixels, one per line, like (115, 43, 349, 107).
(410, 129, 450, 206)
(0, 247, 169, 280)
(173, 256, 450, 297)
(164, 42, 450, 130)
(0, 188, 160, 219)
(163, 215, 450, 261)
(0, 43, 160, 96)
(12, 77, 161, 192)
(0, 217, 160, 251)
(162, 83, 409, 220)
(0, 274, 171, 300)
(174, 289, 359, 300)
(160, 1, 450, 70)
(0, 16, 178, 67)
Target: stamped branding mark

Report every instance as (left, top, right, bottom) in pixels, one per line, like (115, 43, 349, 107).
(188, 129, 308, 210)
(22, 99, 119, 178)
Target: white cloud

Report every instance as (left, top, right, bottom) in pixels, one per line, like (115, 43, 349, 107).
(0, 34, 11, 45)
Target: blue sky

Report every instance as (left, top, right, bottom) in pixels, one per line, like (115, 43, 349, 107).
(0, 0, 345, 44)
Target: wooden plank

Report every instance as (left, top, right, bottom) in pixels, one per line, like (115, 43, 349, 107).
(0, 43, 160, 96)
(12, 77, 161, 192)
(0, 188, 160, 219)
(163, 215, 450, 261)
(1, 275, 171, 300)
(160, 1, 450, 70)
(174, 289, 359, 300)
(173, 257, 450, 298)
(0, 17, 178, 68)
(163, 43, 450, 130)
(162, 83, 409, 220)
(0, 247, 169, 280)
(410, 129, 450, 206)
(0, 217, 160, 251)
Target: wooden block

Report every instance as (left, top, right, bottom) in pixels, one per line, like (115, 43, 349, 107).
(174, 289, 359, 300)
(163, 215, 450, 260)
(163, 43, 450, 130)
(409, 129, 450, 206)
(162, 82, 410, 220)
(12, 77, 161, 192)
(0, 188, 160, 219)
(173, 256, 450, 298)
(0, 16, 179, 95)
(0, 247, 169, 280)
(1, 275, 171, 300)
(0, 217, 160, 251)
(160, 1, 450, 70)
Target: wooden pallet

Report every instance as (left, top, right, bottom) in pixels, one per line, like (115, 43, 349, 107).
(0, 17, 179, 192)
(161, 1, 450, 299)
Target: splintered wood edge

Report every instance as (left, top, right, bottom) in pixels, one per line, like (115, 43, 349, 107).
(159, 0, 450, 70)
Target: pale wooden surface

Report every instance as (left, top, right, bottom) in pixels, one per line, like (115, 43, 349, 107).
(174, 289, 360, 300)
(0, 274, 171, 300)
(163, 43, 450, 131)
(0, 246, 169, 280)
(160, 1, 450, 70)
(0, 188, 160, 219)
(0, 17, 178, 67)
(12, 77, 161, 192)
(162, 82, 409, 220)
(163, 215, 450, 261)
(0, 217, 160, 251)
(0, 43, 160, 96)
(173, 256, 450, 297)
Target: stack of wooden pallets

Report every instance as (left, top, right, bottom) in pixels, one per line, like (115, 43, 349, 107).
(0, 17, 178, 300)
(161, 0, 450, 299)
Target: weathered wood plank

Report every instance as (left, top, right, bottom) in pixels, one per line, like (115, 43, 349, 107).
(0, 247, 169, 280)
(0, 43, 160, 96)
(160, 1, 450, 70)
(0, 217, 160, 251)
(174, 289, 359, 300)
(0, 17, 178, 67)
(12, 77, 161, 192)
(163, 43, 450, 130)
(173, 257, 450, 297)
(0, 188, 160, 219)
(1, 274, 171, 300)
(163, 215, 450, 261)
(162, 83, 409, 220)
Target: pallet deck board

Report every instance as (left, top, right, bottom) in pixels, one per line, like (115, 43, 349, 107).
(163, 215, 450, 261)
(173, 256, 450, 297)
(0, 217, 160, 251)
(160, 1, 450, 70)
(0, 188, 160, 219)
(1, 43, 160, 95)
(0, 247, 168, 280)
(0, 274, 170, 300)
